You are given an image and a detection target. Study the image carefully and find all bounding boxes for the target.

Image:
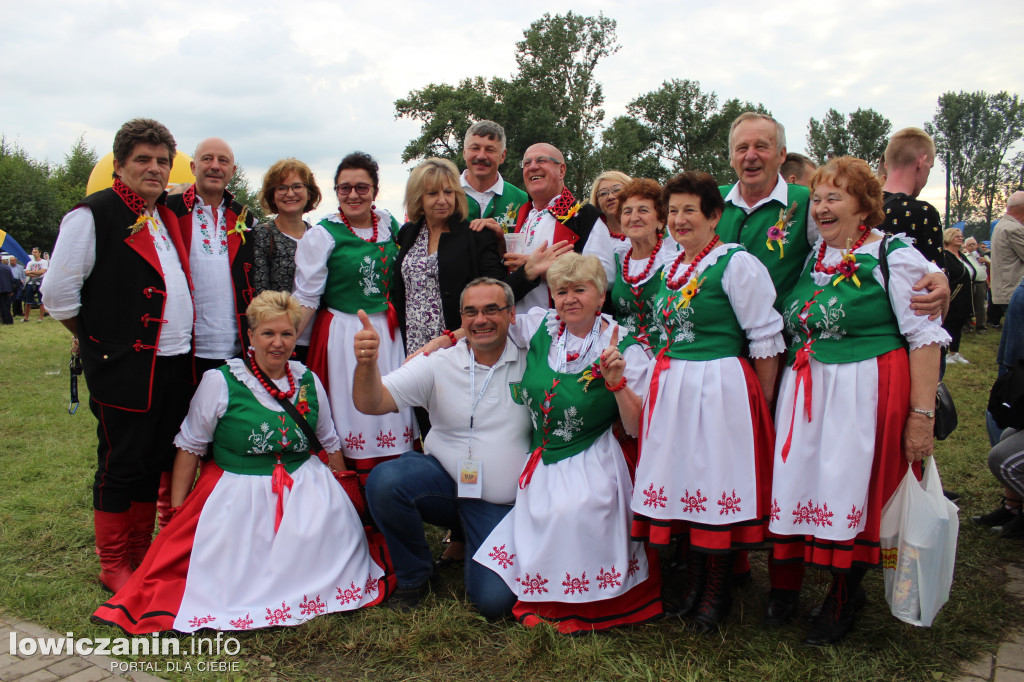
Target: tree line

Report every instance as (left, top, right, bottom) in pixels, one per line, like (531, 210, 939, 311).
(397, 12, 1023, 236)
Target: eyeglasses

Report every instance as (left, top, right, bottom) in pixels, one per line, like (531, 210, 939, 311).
(275, 183, 306, 194)
(335, 182, 373, 196)
(460, 304, 511, 318)
(597, 186, 623, 199)
(519, 156, 562, 169)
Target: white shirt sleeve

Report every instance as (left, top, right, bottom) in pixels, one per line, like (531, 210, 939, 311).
(874, 244, 952, 350)
(173, 370, 229, 456)
(40, 207, 97, 320)
(507, 306, 549, 347)
(722, 251, 787, 359)
(582, 218, 616, 284)
(622, 342, 652, 396)
(292, 224, 334, 309)
(312, 373, 341, 452)
(382, 352, 436, 412)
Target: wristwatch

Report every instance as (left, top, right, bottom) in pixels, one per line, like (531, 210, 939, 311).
(909, 407, 935, 418)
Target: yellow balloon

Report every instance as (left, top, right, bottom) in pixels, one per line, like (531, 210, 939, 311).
(86, 151, 196, 196)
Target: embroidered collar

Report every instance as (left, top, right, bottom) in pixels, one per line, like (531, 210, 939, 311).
(182, 184, 237, 214)
(113, 178, 150, 216)
(549, 186, 579, 222)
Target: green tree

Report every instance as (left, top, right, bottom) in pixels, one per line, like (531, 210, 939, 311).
(0, 137, 62, 252)
(395, 77, 499, 165)
(227, 165, 267, 224)
(806, 108, 892, 165)
(595, 116, 664, 182)
(50, 134, 97, 218)
(509, 12, 618, 192)
(623, 79, 769, 184)
(927, 90, 1024, 225)
(395, 12, 619, 197)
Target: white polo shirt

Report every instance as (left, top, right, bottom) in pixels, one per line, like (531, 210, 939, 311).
(382, 338, 531, 505)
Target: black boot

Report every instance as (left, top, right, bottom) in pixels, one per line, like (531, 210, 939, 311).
(804, 567, 867, 646)
(665, 549, 706, 618)
(692, 552, 734, 633)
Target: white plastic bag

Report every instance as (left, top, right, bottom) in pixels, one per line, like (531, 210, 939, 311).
(879, 456, 959, 626)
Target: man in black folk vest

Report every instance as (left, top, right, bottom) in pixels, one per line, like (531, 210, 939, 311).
(42, 118, 196, 593)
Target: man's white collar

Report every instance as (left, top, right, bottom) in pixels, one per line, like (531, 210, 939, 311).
(724, 173, 788, 212)
(460, 170, 504, 196)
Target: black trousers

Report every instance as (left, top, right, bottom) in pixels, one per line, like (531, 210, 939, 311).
(0, 292, 11, 324)
(90, 354, 193, 512)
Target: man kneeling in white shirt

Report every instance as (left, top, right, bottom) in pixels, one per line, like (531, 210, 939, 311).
(352, 277, 529, 617)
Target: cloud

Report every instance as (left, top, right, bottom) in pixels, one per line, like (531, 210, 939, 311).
(2, 0, 1022, 218)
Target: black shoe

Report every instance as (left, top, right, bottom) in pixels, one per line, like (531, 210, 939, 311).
(666, 552, 707, 619)
(996, 514, 1024, 539)
(942, 489, 960, 501)
(803, 575, 859, 647)
(763, 588, 800, 626)
(386, 574, 436, 612)
(806, 583, 866, 622)
(973, 501, 1019, 527)
(691, 553, 734, 633)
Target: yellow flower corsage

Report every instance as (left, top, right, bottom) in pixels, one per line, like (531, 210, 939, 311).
(831, 252, 862, 287)
(765, 201, 797, 259)
(128, 214, 157, 235)
(578, 362, 604, 392)
(556, 202, 581, 224)
(230, 207, 250, 244)
(676, 276, 706, 309)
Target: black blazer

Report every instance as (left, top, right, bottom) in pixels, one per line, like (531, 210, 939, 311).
(392, 216, 539, 337)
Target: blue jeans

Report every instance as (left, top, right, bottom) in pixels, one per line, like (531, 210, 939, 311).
(365, 451, 516, 619)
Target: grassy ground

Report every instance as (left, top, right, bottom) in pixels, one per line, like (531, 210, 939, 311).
(0, 319, 1019, 681)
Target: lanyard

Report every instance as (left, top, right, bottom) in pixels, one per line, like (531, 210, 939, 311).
(555, 316, 602, 373)
(467, 348, 499, 458)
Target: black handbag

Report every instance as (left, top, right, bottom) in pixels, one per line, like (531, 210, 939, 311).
(988, 360, 1024, 430)
(878, 234, 957, 439)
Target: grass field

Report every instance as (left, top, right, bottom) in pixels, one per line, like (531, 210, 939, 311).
(0, 318, 1020, 681)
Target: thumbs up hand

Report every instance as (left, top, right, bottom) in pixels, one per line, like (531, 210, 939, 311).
(354, 310, 379, 365)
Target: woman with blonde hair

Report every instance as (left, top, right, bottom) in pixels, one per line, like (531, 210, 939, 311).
(474, 253, 663, 634)
(94, 291, 387, 633)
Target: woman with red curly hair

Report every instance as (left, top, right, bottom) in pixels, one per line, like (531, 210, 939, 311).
(766, 156, 948, 645)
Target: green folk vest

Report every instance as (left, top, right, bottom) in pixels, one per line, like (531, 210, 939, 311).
(211, 365, 320, 475)
(782, 241, 908, 365)
(653, 246, 746, 360)
(717, 183, 810, 310)
(522, 318, 637, 465)
(466, 181, 529, 232)
(610, 253, 667, 353)
(318, 217, 399, 313)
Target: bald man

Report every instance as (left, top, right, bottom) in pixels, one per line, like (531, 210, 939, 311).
(989, 191, 1024, 326)
(512, 142, 604, 310)
(166, 138, 256, 375)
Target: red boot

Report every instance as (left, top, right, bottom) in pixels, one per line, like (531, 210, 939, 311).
(94, 510, 133, 593)
(127, 501, 157, 569)
(156, 471, 174, 530)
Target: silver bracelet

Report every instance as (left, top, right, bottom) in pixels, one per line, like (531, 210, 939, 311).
(909, 407, 935, 418)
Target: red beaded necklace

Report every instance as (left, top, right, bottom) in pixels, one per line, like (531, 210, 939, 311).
(665, 235, 719, 290)
(621, 236, 664, 285)
(338, 207, 379, 243)
(556, 316, 601, 363)
(247, 348, 296, 399)
(813, 226, 869, 275)
(609, 231, 627, 241)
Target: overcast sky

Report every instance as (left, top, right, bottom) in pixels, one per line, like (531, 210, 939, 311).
(2, 0, 1021, 220)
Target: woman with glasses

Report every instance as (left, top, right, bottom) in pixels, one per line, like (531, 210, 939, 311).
(252, 159, 322, 362)
(293, 152, 416, 483)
